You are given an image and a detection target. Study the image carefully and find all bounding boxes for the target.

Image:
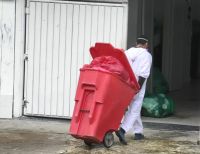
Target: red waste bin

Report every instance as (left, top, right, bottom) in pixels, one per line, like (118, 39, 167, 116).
(69, 43, 140, 148)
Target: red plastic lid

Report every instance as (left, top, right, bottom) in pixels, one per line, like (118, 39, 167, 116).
(90, 43, 140, 90)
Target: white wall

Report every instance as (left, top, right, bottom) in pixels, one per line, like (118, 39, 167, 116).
(0, 0, 15, 118)
(0, 0, 25, 118)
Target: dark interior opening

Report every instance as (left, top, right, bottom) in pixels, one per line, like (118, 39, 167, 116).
(153, 19, 163, 71)
(191, 20, 200, 79)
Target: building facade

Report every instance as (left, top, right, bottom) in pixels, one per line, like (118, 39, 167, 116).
(0, 0, 198, 119)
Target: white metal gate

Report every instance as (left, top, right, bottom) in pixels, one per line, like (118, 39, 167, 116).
(24, 0, 128, 118)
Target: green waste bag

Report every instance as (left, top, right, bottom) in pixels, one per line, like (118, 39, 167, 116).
(142, 93, 175, 118)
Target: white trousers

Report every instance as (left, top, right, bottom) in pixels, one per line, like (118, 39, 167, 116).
(121, 94, 144, 134)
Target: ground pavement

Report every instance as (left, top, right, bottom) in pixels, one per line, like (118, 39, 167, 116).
(0, 117, 200, 154)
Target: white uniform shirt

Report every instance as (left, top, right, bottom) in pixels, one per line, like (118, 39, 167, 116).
(125, 47, 152, 97)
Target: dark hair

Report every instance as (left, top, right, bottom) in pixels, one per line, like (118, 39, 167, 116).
(136, 35, 148, 45)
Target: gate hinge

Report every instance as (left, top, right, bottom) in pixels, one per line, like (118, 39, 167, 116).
(25, 7, 30, 15)
(23, 99, 29, 108)
(24, 53, 28, 61)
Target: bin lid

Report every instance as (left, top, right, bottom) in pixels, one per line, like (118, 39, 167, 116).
(90, 43, 140, 90)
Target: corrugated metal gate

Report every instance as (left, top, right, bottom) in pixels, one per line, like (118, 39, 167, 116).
(24, 0, 128, 118)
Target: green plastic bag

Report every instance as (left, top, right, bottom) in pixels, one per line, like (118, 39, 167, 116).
(142, 93, 175, 118)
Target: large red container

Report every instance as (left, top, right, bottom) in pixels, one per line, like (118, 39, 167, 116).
(69, 43, 139, 147)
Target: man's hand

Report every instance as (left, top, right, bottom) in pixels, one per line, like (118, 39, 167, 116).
(138, 76, 145, 89)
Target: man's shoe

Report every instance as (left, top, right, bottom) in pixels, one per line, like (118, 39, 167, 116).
(134, 133, 145, 140)
(115, 129, 127, 145)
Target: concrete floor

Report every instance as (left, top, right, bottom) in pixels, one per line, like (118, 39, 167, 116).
(0, 118, 200, 154)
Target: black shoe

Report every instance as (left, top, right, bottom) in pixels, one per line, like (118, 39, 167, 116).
(115, 128, 127, 145)
(134, 133, 144, 140)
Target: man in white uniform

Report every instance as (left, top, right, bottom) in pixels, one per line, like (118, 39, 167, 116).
(116, 35, 152, 145)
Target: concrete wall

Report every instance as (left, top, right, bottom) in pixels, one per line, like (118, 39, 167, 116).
(162, 0, 191, 90)
(127, 0, 153, 49)
(127, 0, 142, 48)
(191, 0, 200, 21)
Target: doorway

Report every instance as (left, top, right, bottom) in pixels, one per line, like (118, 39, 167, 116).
(143, 0, 200, 126)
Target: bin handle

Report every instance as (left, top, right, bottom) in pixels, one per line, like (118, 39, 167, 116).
(74, 89, 85, 119)
(89, 101, 96, 119)
(74, 98, 82, 119)
(74, 83, 96, 120)
(82, 82, 96, 90)
(89, 101, 102, 123)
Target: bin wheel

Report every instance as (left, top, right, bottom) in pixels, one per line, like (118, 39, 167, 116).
(103, 132, 114, 148)
(84, 140, 92, 146)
